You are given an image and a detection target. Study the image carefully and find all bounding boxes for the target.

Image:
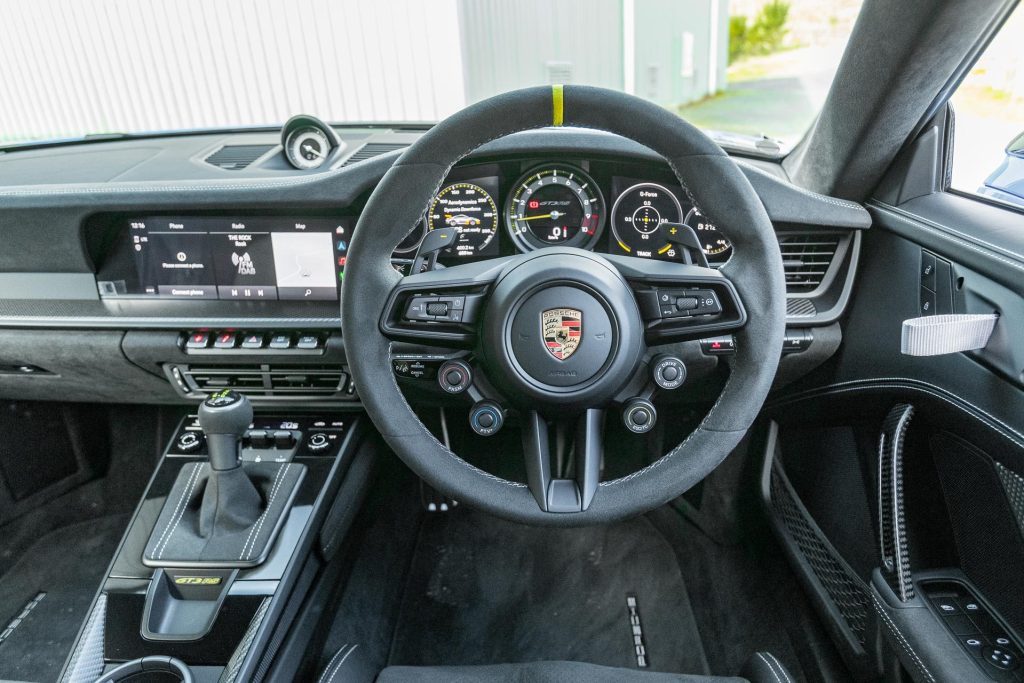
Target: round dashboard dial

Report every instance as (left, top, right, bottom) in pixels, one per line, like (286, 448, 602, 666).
(685, 208, 733, 265)
(505, 165, 605, 251)
(610, 182, 683, 258)
(285, 126, 331, 170)
(427, 182, 499, 258)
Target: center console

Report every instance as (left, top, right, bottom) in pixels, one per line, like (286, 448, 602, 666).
(60, 400, 364, 683)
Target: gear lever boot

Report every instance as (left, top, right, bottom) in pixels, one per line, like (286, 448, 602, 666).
(143, 390, 306, 567)
(196, 390, 261, 537)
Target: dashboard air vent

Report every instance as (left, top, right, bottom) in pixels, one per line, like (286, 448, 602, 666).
(342, 142, 408, 166)
(205, 144, 274, 170)
(778, 233, 841, 294)
(173, 365, 348, 399)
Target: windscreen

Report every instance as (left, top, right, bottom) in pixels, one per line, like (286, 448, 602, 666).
(0, 0, 864, 152)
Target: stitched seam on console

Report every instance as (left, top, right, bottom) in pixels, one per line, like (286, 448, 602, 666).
(736, 160, 865, 211)
(871, 594, 935, 683)
(239, 466, 282, 560)
(317, 643, 349, 683)
(775, 378, 1024, 452)
(241, 464, 289, 560)
(248, 463, 290, 559)
(154, 463, 201, 559)
(158, 463, 202, 559)
(151, 462, 198, 556)
(871, 203, 1024, 271)
(326, 644, 359, 683)
(764, 652, 793, 683)
(755, 652, 783, 683)
(877, 201, 1024, 263)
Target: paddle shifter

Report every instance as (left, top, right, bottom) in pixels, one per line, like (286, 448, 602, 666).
(199, 389, 253, 471)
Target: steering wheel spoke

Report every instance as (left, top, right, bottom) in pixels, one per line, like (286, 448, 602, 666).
(604, 253, 748, 344)
(379, 256, 515, 347)
(522, 408, 604, 513)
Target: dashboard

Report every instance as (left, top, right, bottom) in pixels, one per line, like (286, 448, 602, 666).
(0, 124, 870, 407)
(93, 157, 734, 307)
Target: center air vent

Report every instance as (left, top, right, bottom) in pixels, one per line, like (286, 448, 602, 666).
(205, 144, 275, 170)
(778, 233, 842, 294)
(342, 142, 408, 166)
(168, 364, 350, 401)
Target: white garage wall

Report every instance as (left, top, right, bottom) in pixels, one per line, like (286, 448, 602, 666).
(0, 0, 467, 143)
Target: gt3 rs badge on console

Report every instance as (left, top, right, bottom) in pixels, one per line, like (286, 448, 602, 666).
(542, 308, 582, 360)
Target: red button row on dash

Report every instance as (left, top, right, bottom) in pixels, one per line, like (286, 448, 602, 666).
(185, 331, 322, 350)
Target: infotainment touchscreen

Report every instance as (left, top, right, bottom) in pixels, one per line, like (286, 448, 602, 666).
(120, 216, 350, 301)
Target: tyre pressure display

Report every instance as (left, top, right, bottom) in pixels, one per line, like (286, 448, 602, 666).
(610, 182, 683, 258)
(505, 165, 605, 251)
(427, 181, 499, 258)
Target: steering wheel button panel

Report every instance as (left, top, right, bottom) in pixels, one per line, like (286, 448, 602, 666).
(658, 289, 721, 318)
(405, 297, 435, 321)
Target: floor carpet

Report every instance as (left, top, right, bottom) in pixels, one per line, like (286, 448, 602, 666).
(386, 510, 710, 676)
(0, 514, 128, 682)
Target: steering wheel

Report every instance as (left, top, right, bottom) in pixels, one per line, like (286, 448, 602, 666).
(343, 85, 785, 525)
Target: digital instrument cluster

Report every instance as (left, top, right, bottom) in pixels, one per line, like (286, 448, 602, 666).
(408, 162, 732, 267)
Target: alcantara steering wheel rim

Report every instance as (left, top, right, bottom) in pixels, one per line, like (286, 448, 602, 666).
(342, 85, 785, 526)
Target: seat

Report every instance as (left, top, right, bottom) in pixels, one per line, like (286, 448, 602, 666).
(317, 644, 795, 683)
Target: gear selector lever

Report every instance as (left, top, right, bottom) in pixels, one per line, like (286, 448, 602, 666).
(199, 389, 253, 471)
(143, 389, 306, 567)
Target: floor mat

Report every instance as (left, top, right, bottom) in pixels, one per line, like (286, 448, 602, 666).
(388, 510, 710, 675)
(0, 514, 128, 682)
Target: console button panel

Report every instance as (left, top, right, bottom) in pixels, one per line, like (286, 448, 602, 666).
(168, 414, 351, 459)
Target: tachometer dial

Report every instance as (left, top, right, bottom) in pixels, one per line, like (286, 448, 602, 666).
(427, 182, 499, 258)
(505, 165, 605, 251)
(610, 182, 683, 258)
(685, 208, 733, 265)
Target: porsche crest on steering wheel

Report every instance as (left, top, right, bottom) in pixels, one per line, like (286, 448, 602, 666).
(542, 308, 583, 360)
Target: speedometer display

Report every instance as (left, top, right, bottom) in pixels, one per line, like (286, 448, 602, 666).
(505, 165, 605, 251)
(427, 182, 499, 258)
(610, 182, 683, 258)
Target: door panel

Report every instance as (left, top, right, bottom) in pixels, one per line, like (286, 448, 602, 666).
(761, 187, 1024, 681)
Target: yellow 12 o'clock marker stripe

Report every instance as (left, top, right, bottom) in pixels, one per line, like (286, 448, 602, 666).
(552, 85, 564, 127)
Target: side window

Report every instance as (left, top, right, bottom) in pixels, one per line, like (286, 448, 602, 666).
(949, 5, 1024, 210)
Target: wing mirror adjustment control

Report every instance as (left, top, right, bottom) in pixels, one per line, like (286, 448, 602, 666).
(622, 398, 657, 434)
(469, 401, 504, 436)
(651, 355, 686, 390)
(438, 360, 472, 394)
